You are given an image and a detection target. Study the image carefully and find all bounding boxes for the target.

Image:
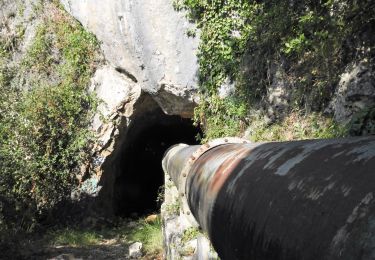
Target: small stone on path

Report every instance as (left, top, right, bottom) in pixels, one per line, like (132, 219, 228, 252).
(129, 242, 143, 259)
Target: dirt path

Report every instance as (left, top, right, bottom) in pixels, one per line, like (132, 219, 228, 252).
(12, 217, 163, 260)
(31, 240, 130, 260)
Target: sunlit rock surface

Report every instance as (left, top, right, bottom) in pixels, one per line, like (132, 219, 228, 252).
(330, 62, 375, 123)
(60, 0, 199, 117)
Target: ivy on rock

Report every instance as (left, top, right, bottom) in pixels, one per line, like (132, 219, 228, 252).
(175, 0, 374, 141)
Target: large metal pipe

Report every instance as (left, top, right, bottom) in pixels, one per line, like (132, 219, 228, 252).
(162, 137, 375, 260)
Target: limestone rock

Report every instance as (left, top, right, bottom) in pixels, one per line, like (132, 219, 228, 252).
(57, 0, 201, 205)
(266, 63, 290, 120)
(128, 242, 143, 259)
(156, 81, 199, 118)
(330, 62, 375, 123)
(161, 172, 219, 260)
(90, 65, 141, 148)
(60, 0, 199, 117)
(218, 78, 235, 99)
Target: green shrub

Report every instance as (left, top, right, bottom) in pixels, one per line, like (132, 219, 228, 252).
(194, 95, 247, 142)
(348, 107, 375, 136)
(0, 2, 100, 236)
(174, 0, 253, 139)
(49, 228, 102, 247)
(181, 227, 200, 244)
(128, 217, 163, 255)
(177, 0, 373, 141)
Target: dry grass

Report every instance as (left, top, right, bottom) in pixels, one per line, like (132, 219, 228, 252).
(248, 112, 347, 142)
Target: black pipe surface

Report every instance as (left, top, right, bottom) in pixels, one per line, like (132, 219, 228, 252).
(162, 137, 375, 260)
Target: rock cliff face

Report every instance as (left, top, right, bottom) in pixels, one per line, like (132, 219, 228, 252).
(57, 0, 202, 218)
(59, 3, 205, 255)
(60, 0, 199, 117)
(59, 0, 375, 215)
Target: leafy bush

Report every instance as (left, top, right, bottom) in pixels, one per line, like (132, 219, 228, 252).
(174, 0, 254, 139)
(0, 1, 100, 237)
(128, 217, 163, 255)
(177, 0, 374, 141)
(194, 95, 246, 141)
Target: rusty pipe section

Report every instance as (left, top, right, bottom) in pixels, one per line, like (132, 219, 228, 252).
(162, 143, 200, 186)
(162, 137, 375, 260)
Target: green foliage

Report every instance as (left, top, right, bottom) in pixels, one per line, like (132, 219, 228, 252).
(181, 227, 200, 244)
(174, 0, 254, 140)
(46, 217, 163, 256)
(17, 0, 26, 17)
(177, 0, 373, 141)
(23, 24, 53, 72)
(237, 1, 351, 111)
(194, 95, 246, 142)
(186, 28, 196, 38)
(283, 33, 308, 55)
(0, 2, 100, 237)
(31, 0, 44, 16)
(176, 0, 254, 93)
(128, 217, 163, 255)
(164, 200, 181, 215)
(50, 228, 102, 247)
(0, 21, 25, 59)
(248, 112, 348, 142)
(348, 107, 375, 136)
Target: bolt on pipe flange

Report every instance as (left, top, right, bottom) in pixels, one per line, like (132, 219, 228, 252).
(177, 137, 250, 226)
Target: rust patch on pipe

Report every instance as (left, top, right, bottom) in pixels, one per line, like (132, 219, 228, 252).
(163, 137, 375, 259)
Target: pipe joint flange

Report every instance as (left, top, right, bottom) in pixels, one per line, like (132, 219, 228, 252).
(187, 137, 251, 168)
(178, 137, 250, 226)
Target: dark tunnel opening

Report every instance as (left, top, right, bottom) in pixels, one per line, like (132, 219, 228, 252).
(113, 109, 201, 216)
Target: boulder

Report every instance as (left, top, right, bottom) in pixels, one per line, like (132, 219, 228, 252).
(90, 65, 141, 148)
(330, 61, 375, 123)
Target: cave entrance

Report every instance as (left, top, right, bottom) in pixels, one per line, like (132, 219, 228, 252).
(113, 107, 200, 216)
